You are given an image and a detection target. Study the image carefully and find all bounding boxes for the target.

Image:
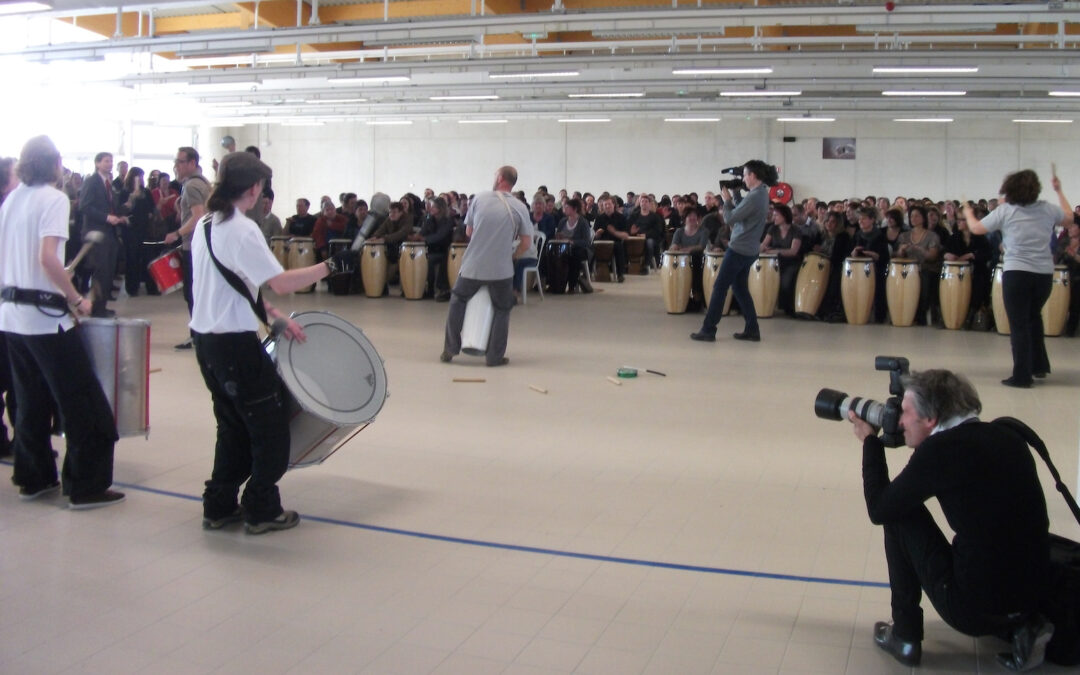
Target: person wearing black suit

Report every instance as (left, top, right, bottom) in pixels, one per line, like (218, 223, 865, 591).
(78, 152, 125, 317)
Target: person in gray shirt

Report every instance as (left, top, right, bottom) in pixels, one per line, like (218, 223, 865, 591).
(441, 166, 532, 367)
(691, 160, 777, 343)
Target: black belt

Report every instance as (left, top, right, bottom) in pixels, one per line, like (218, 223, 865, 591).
(0, 287, 70, 312)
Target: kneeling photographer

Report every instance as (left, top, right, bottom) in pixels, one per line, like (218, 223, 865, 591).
(845, 368, 1053, 670)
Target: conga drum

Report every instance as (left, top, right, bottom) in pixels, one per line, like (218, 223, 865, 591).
(546, 240, 572, 294)
(886, 258, 921, 327)
(659, 251, 692, 314)
(1042, 265, 1070, 337)
(270, 236, 290, 268)
(593, 240, 614, 282)
(794, 251, 831, 318)
(448, 242, 467, 286)
(327, 238, 355, 296)
(625, 236, 647, 275)
(703, 250, 732, 315)
(939, 261, 972, 330)
(79, 318, 150, 439)
(748, 253, 780, 318)
(288, 237, 316, 293)
(361, 242, 387, 298)
(841, 257, 876, 325)
(991, 264, 1009, 335)
(264, 311, 387, 469)
(399, 242, 429, 300)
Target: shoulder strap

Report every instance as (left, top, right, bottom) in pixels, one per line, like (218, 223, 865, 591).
(201, 214, 269, 327)
(994, 416, 1080, 526)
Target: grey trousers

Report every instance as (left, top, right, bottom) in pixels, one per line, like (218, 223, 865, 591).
(443, 276, 514, 365)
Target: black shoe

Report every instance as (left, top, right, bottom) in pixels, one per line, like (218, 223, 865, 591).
(733, 331, 761, 342)
(617, 275, 625, 283)
(997, 615, 1054, 672)
(246, 510, 300, 535)
(69, 489, 126, 510)
(486, 357, 509, 367)
(435, 292, 451, 303)
(19, 481, 61, 501)
(873, 622, 921, 667)
(202, 508, 243, 530)
(1033, 371, 1048, 379)
(690, 331, 716, 342)
(1002, 377, 1033, 389)
(440, 351, 453, 363)
(174, 338, 193, 351)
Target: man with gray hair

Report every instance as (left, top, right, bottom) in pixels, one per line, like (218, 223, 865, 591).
(849, 369, 1052, 671)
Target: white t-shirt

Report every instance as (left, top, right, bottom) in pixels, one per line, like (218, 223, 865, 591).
(0, 183, 75, 335)
(980, 201, 1061, 274)
(189, 209, 284, 334)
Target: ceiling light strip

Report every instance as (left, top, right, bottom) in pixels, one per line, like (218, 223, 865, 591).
(664, 117, 721, 122)
(882, 90, 966, 96)
(430, 95, 499, 101)
(672, 68, 773, 75)
(490, 71, 579, 80)
(719, 90, 801, 97)
(776, 117, 836, 122)
(893, 117, 954, 123)
(558, 118, 611, 123)
(567, 93, 644, 99)
(1013, 119, 1073, 124)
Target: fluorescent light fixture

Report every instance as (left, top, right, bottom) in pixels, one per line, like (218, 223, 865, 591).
(280, 121, 326, 126)
(777, 117, 835, 122)
(0, 1, 50, 15)
(366, 120, 413, 126)
(882, 90, 966, 96)
(856, 23, 995, 33)
(430, 95, 499, 101)
(567, 92, 644, 99)
(893, 117, 954, 123)
(332, 76, 410, 85)
(305, 98, 367, 104)
(1013, 119, 1073, 124)
(1048, 91, 1080, 97)
(873, 66, 979, 74)
(489, 71, 579, 80)
(720, 90, 801, 97)
(205, 101, 254, 107)
(557, 118, 611, 123)
(458, 119, 508, 124)
(664, 117, 721, 122)
(673, 68, 773, 75)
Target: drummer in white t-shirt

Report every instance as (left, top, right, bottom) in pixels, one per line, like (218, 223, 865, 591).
(190, 152, 346, 534)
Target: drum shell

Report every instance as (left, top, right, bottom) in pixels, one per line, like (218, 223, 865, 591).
(78, 318, 150, 438)
(400, 242, 429, 300)
(448, 243, 467, 286)
(794, 252, 830, 316)
(625, 236, 647, 275)
(593, 240, 614, 282)
(939, 261, 972, 330)
(702, 251, 733, 315)
(288, 237, 316, 293)
(361, 243, 388, 298)
(991, 264, 1010, 334)
(660, 251, 692, 313)
(1042, 265, 1070, 337)
(270, 236, 290, 268)
(748, 254, 780, 318)
(327, 239, 355, 296)
(147, 249, 184, 295)
(886, 258, 921, 327)
(462, 285, 495, 356)
(841, 257, 876, 325)
(545, 240, 573, 294)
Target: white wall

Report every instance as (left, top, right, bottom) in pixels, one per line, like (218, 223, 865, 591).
(216, 118, 1080, 211)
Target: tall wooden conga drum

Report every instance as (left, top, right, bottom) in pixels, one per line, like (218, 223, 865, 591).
(593, 240, 614, 282)
(546, 240, 572, 294)
(400, 242, 428, 300)
(1042, 265, 1070, 337)
(794, 252, 830, 318)
(288, 237, 316, 293)
(703, 250, 733, 315)
(660, 251, 691, 314)
(361, 242, 387, 298)
(748, 253, 780, 318)
(625, 236, 646, 275)
(991, 264, 1009, 335)
(447, 243, 467, 286)
(886, 258, 921, 327)
(270, 236, 290, 268)
(939, 261, 972, 330)
(841, 257, 876, 325)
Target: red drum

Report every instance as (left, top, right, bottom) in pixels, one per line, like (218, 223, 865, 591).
(147, 248, 184, 294)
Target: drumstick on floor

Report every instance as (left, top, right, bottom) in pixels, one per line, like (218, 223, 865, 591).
(606, 376, 622, 386)
(529, 384, 548, 394)
(452, 377, 486, 383)
(149, 368, 163, 374)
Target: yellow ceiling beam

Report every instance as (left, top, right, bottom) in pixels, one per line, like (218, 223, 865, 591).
(319, 0, 472, 22)
(235, 1, 310, 29)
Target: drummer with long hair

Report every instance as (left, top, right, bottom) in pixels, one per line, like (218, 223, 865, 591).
(964, 168, 1072, 387)
(190, 152, 343, 534)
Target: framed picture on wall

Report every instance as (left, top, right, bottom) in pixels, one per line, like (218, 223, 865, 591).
(823, 137, 856, 160)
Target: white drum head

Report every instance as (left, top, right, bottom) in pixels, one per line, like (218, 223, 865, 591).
(273, 312, 388, 425)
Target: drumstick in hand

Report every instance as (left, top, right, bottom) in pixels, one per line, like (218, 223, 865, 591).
(64, 231, 106, 274)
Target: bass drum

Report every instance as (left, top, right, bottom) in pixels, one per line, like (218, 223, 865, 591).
(79, 317, 151, 438)
(265, 311, 388, 469)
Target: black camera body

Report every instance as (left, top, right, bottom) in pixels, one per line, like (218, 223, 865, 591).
(815, 356, 910, 447)
(718, 165, 746, 191)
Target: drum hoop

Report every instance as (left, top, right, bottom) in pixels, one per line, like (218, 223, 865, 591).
(274, 311, 388, 425)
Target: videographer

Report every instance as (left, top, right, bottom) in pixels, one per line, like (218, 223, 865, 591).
(849, 368, 1053, 671)
(690, 159, 776, 343)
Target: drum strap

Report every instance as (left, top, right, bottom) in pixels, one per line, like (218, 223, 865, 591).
(0, 286, 70, 317)
(201, 215, 269, 327)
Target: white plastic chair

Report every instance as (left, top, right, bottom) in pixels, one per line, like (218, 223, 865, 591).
(522, 231, 546, 305)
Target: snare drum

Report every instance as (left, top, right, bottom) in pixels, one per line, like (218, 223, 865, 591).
(991, 264, 1009, 335)
(461, 286, 495, 356)
(288, 237, 316, 293)
(748, 253, 780, 318)
(841, 257, 876, 325)
(702, 250, 733, 315)
(1042, 265, 1070, 337)
(939, 261, 972, 330)
(265, 311, 388, 469)
(448, 243, 467, 286)
(660, 251, 692, 314)
(79, 318, 150, 438)
(625, 236, 647, 275)
(146, 248, 184, 295)
(593, 240, 615, 282)
(400, 242, 429, 300)
(361, 242, 387, 298)
(886, 258, 921, 327)
(270, 236, 290, 268)
(794, 251, 830, 317)
(546, 240, 573, 294)
(327, 238, 355, 296)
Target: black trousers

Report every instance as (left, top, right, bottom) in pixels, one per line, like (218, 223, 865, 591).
(121, 224, 150, 296)
(193, 331, 290, 524)
(85, 229, 119, 316)
(1002, 270, 1052, 383)
(6, 327, 117, 498)
(0, 334, 14, 450)
(568, 246, 590, 291)
(181, 249, 194, 316)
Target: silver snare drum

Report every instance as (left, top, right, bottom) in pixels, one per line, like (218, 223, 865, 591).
(265, 311, 388, 469)
(78, 317, 151, 438)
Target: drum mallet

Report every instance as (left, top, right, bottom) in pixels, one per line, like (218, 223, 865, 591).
(64, 230, 106, 274)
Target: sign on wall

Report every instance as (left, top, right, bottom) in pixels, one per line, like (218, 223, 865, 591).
(823, 137, 856, 160)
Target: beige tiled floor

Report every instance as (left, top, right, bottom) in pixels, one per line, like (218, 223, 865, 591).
(1, 274, 1078, 674)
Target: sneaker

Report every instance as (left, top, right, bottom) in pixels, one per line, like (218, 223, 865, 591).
(440, 351, 453, 363)
(19, 481, 61, 501)
(174, 338, 193, 351)
(202, 508, 243, 530)
(245, 510, 300, 535)
(69, 490, 125, 510)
